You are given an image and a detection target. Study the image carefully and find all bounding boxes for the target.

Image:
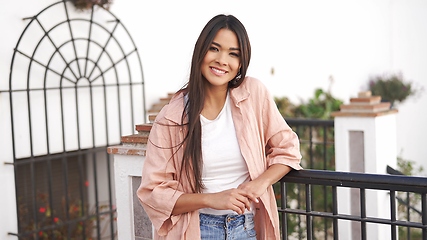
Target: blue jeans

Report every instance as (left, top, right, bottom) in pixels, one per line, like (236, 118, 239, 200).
(199, 213, 257, 240)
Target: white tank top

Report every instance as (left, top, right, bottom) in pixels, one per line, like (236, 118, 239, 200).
(199, 93, 251, 215)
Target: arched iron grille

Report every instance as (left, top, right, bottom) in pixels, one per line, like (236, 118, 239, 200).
(5, 0, 146, 239)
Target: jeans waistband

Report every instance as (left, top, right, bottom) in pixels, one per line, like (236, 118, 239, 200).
(199, 213, 253, 227)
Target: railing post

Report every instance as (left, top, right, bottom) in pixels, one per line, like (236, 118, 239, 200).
(422, 193, 427, 240)
(281, 182, 288, 240)
(332, 91, 399, 239)
(332, 186, 339, 239)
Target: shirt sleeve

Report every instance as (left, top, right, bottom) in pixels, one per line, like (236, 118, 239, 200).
(261, 85, 303, 170)
(136, 112, 186, 235)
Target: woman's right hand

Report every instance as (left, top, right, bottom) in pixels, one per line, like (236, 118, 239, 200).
(205, 189, 253, 215)
(172, 188, 255, 215)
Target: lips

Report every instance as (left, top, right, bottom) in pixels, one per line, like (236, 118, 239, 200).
(210, 67, 227, 75)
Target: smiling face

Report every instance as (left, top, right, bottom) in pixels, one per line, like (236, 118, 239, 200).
(201, 28, 241, 90)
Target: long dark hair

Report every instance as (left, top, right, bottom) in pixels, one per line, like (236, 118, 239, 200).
(180, 14, 251, 193)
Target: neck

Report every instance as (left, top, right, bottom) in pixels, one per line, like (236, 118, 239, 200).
(201, 87, 228, 120)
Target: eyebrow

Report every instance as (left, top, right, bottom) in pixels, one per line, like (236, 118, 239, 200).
(212, 41, 240, 51)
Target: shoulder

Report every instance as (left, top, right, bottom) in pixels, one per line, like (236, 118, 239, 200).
(230, 76, 273, 109)
(153, 92, 185, 125)
(240, 76, 267, 90)
(238, 76, 271, 99)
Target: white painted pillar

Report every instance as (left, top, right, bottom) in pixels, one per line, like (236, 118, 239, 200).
(107, 123, 154, 240)
(332, 92, 398, 240)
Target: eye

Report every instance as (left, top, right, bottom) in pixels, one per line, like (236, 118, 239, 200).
(230, 52, 240, 57)
(209, 46, 219, 52)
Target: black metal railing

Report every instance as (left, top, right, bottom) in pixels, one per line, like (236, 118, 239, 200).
(281, 118, 335, 238)
(279, 169, 427, 240)
(12, 148, 115, 239)
(386, 165, 425, 240)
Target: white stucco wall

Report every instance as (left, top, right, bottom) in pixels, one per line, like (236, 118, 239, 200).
(1, 0, 427, 238)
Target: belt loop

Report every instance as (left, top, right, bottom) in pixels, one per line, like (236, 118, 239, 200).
(244, 213, 253, 229)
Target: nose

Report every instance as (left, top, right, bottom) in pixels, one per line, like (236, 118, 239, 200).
(215, 52, 228, 66)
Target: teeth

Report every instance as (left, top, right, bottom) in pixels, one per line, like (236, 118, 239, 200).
(211, 67, 225, 74)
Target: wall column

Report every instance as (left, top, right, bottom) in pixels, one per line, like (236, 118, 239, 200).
(107, 123, 153, 240)
(332, 91, 399, 239)
(107, 94, 172, 240)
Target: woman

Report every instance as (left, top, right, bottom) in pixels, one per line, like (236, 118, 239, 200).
(137, 14, 302, 240)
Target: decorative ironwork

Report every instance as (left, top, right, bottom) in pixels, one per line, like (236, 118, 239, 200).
(3, 0, 146, 238)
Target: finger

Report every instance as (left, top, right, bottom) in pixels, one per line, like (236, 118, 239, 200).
(229, 196, 248, 214)
(249, 195, 259, 204)
(235, 185, 259, 203)
(234, 195, 252, 212)
(228, 201, 243, 215)
(234, 205, 244, 215)
(237, 190, 259, 206)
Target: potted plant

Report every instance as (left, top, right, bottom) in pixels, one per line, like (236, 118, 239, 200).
(72, 0, 113, 11)
(368, 72, 422, 108)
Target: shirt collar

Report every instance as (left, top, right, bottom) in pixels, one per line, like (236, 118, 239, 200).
(162, 77, 251, 123)
(230, 78, 251, 106)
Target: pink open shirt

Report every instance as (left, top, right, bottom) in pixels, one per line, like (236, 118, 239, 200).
(137, 77, 302, 240)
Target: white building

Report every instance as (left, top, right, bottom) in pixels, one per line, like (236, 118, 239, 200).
(1, 0, 426, 238)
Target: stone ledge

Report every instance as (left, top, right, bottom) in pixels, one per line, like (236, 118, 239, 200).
(332, 109, 398, 117)
(107, 145, 146, 156)
(339, 102, 391, 113)
(121, 134, 149, 144)
(135, 123, 152, 133)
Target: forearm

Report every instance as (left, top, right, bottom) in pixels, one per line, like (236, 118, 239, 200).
(237, 164, 292, 200)
(172, 188, 255, 216)
(255, 164, 292, 187)
(172, 193, 208, 216)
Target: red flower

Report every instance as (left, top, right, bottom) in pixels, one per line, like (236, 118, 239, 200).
(39, 207, 46, 213)
(73, 206, 79, 212)
(38, 231, 43, 237)
(54, 217, 59, 223)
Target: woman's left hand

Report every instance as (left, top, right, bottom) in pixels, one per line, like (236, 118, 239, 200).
(236, 179, 267, 203)
(237, 164, 292, 203)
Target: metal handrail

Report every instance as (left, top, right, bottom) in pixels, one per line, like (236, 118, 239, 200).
(282, 169, 427, 193)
